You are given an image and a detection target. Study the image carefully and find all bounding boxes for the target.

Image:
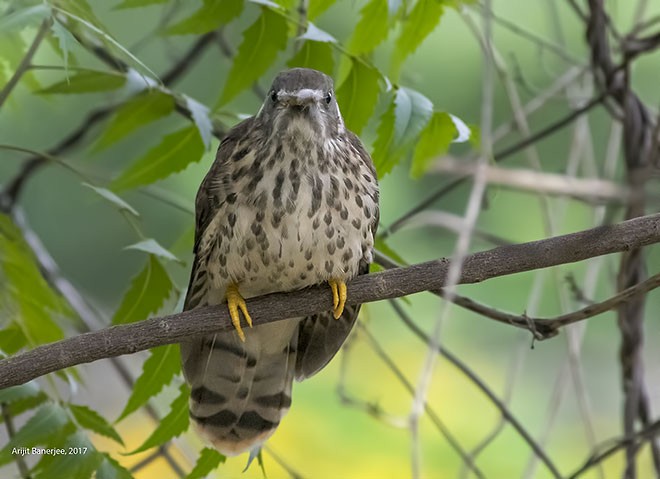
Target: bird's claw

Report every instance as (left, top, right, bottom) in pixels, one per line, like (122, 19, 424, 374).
(226, 283, 252, 342)
(329, 278, 347, 319)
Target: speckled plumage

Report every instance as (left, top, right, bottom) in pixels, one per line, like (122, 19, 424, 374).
(180, 68, 379, 456)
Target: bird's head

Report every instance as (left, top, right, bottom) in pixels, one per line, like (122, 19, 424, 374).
(257, 68, 344, 140)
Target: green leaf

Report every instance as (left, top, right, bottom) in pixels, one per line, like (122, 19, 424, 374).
(115, 0, 169, 8)
(0, 33, 41, 91)
(299, 23, 336, 43)
(218, 7, 288, 106)
(124, 239, 181, 263)
(165, 0, 243, 35)
(372, 96, 396, 175)
(0, 394, 48, 423)
(112, 255, 174, 325)
(69, 404, 124, 445)
(0, 323, 27, 355)
(186, 447, 226, 479)
(97, 454, 133, 479)
(52, 0, 106, 29)
(39, 71, 126, 94)
(0, 404, 71, 466)
(93, 91, 175, 151)
(33, 431, 102, 479)
(50, 19, 79, 75)
(335, 59, 381, 134)
(0, 382, 41, 404)
(0, 214, 69, 346)
(111, 125, 205, 191)
(373, 87, 433, 175)
(128, 384, 190, 455)
(410, 111, 456, 178)
(308, 0, 335, 20)
(116, 345, 180, 422)
(0, 4, 50, 32)
(391, 0, 445, 78)
(287, 40, 334, 75)
(185, 96, 213, 150)
(83, 183, 139, 217)
(375, 237, 407, 266)
(347, 0, 390, 54)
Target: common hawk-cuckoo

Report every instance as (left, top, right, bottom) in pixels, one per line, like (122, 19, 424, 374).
(181, 68, 379, 456)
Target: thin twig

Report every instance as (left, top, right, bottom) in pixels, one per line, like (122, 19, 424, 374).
(2, 403, 32, 479)
(389, 300, 560, 479)
(0, 18, 51, 109)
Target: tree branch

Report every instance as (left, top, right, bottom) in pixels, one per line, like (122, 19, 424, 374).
(0, 213, 659, 390)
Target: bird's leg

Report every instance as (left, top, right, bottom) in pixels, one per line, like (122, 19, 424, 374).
(226, 283, 253, 341)
(328, 278, 347, 319)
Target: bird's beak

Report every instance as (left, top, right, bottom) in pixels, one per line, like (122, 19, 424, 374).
(280, 89, 322, 107)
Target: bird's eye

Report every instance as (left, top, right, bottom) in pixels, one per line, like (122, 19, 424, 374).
(325, 92, 332, 104)
(270, 91, 278, 103)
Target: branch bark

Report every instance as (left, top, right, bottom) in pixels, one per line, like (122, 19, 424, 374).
(0, 212, 659, 390)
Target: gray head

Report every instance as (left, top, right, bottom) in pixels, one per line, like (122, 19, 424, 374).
(257, 68, 344, 139)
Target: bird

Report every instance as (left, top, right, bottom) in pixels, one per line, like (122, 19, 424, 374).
(180, 67, 379, 456)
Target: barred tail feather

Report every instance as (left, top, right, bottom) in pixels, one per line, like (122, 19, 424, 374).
(181, 320, 300, 456)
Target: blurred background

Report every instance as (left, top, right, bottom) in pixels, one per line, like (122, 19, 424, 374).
(1, 0, 660, 478)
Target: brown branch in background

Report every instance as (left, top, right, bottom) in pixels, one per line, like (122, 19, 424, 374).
(388, 300, 562, 478)
(0, 212, 658, 390)
(1, 403, 32, 479)
(586, 1, 660, 476)
(568, 418, 660, 479)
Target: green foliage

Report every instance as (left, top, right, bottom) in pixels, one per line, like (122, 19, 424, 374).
(115, 0, 169, 9)
(0, 214, 70, 346)
(0, 4, 50, 32)
(391, 0, 446, 78)
(185, 447, 226, 479)
(165, 0, 244, 35)
(111, 255, 174, 325)
(83, 184, 139, 217)
(0, 382, 42, 404)
(0, 404, 73, 466)
(39, 70, 127, 94)
(69, 404, 124, 445)
(373, 87, 433, 175)
(347, 0, 390, 54)
(128, 383, 190, 455)
(287, 40, 335, 74)
(308, 0, 335, 20)
(116, 344, 180, 422)
(0, 323, 28, 355)
(96, 454, 133, 479)
(111, 125, 205, 191)
(32, 431, 102, 479)
(49, 19, 78, 73)
(336, 59, 381, 134)
(93, 91, 175, 151)
(410, 111, 457, 178)
(218, 5, 289, 106)
(125, 239, 182, 263)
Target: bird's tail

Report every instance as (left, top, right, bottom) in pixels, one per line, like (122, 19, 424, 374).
(180, 321, 299, 456)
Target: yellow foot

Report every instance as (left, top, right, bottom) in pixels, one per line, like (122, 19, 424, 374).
(226, 283, 252, 342)
(329, 278, 347, 319)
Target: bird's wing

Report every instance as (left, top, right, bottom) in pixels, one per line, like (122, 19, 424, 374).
(294, 133, 379, 380)
(183, 116, 255, 311)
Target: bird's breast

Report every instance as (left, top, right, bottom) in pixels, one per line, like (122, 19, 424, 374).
(204, 139, 377, 300)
